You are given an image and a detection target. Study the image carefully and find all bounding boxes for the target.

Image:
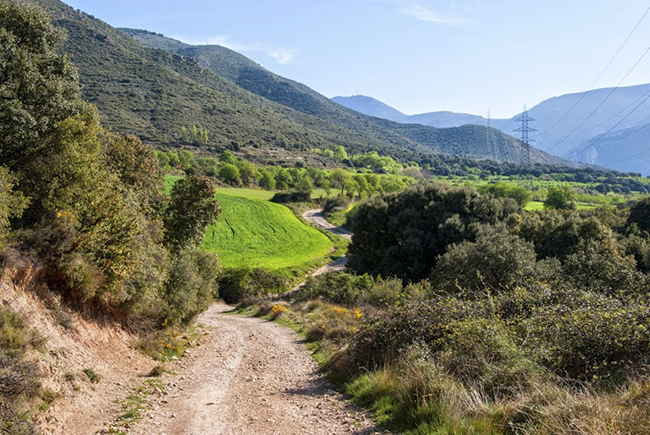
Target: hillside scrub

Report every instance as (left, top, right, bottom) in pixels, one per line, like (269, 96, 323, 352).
(257, 185, 650, 432)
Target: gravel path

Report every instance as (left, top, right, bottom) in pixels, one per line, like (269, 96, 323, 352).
(302, 209, 353, 240)
(126, 303, 380, 435)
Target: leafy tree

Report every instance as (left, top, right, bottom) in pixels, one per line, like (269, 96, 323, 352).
(433, 228, 537, 293)
(0, 1, 83, 171)
(258, 169, 276, 190)
(479, 182, 531, 207)
(349, 183, 520, 281)
(218, 164, 240, 183)
(163, 175, 221, 251)
(275, 168, 293, 190)
(329, 168, 351, 195)
(219, 150, 238, 165)
(333, 145, 348, 160)
(104, 134, 165, 216)
(0, 167, 28, 240)
(544, 186, 576, 210)
(628, 196, 650, 234)
(236, 160, 257, 186)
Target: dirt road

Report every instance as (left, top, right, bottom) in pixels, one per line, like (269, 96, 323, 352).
(126, 303, 378, 435)
(302, 209, 353, 240)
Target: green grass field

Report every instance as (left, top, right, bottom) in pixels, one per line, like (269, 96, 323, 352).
(525, 200, 600, 211)
(201, 193, 332, 270)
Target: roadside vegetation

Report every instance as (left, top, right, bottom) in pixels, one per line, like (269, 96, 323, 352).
(0, 2, 221, 426)
(243, 183, 650, 434)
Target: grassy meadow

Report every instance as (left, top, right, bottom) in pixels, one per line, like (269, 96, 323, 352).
(201, 193, 332, 270)
(165, 176, 333, 271)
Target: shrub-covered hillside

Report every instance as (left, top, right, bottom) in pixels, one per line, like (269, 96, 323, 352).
(259, 182, 650, 433)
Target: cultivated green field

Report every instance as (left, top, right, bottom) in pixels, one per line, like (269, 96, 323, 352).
(524, 200, 600, 211)
(201, 193, 332, 270)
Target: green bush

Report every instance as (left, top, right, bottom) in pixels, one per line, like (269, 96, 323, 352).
(437, 318, 541, 398)
(522, 292, 650, 383)
(218, 267, 286, 304)
(432, 228, 537, 293)
(164, 249, 219, 325)
(348, 183, 519, 281)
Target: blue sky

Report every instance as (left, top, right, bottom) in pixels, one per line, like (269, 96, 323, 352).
(61, 0, 650, 118)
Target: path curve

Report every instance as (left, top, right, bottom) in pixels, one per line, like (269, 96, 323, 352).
(126, 303, 380, 435)
(302, 209, 353, 240)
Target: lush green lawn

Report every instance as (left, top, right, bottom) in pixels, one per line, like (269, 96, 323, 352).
(201, 193, 332, 270)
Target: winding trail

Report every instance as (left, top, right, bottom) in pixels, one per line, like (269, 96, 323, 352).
(114, 208, 375, 434)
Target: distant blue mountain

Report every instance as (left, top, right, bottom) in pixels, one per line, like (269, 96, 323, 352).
(333, 85, 650, 174)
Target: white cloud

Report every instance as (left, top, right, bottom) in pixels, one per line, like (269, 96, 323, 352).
(171, 34, 296, 64)
(399, 3, 455, 24)
(268, 49, 297, 65)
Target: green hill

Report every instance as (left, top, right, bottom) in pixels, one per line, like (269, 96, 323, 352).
(28, 0, 571, 167)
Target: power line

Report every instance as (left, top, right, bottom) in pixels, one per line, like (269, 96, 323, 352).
(604, 122, 650, 166)
(540, 4, 650, 136)
(567, 90, 650, 160)
(568, 0, 628, 77)
(546, 42, 650, 153)
(586, 85, 650, 132)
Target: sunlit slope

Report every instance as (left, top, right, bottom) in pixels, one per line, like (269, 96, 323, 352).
(201, 193, 332, 270)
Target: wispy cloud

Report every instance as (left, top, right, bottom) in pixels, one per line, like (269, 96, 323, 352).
(399, 3, 454, 24)
(171, 34, 297, 64)
(268, 49, 297, 65)
(371, 0, 472, 26)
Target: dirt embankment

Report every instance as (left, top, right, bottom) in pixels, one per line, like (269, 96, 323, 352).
(0, 263, 157, 434)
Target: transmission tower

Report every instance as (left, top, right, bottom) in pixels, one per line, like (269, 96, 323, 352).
(513, 105, 537, 167)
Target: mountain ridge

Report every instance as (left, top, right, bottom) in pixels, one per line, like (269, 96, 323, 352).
(120, 27, 571, 166)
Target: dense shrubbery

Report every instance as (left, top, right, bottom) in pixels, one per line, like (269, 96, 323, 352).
(348, 183, 520, 281)
(276, 183, 650, 432)
(218, 267, 287, 304)
(0, 2, 222, 326)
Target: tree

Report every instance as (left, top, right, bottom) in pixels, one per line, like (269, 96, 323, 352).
(0, 1, 83, 171)
(433, 229, 537, 293)
(164, 176, 221, 251)
(329, 168, 351, 195)
(258, 169, 276, 190)
(219, 150, 238, 165)
(348, 183, 520, 281)
(218, 164, 240, 184)
(0, 167, 28, 240)
(104, 134, 165, 216)
(333, 145, 348, 161)
(544, 186, 576, 210)
(628, 196, 650, 234)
